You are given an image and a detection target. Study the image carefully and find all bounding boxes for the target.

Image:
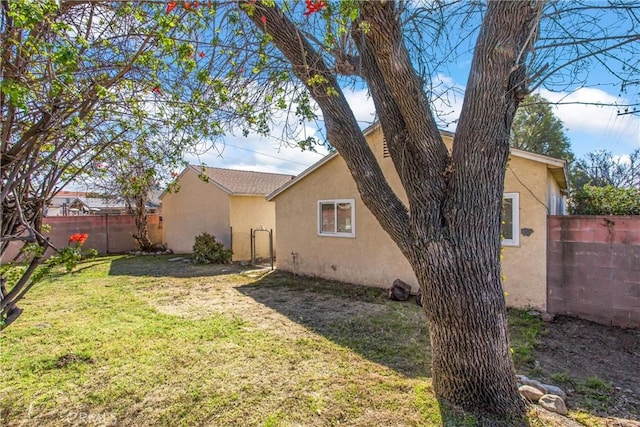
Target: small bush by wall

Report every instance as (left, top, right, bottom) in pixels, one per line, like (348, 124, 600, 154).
(192, 232, 232, 264)
(570, 185, 640, 215)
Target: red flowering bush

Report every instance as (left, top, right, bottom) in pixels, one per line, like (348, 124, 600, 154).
(51, 233, 95, 272)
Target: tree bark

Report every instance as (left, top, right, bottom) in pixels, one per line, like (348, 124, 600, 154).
(242, 0, 543, 417)
(130, 195, 154, 251)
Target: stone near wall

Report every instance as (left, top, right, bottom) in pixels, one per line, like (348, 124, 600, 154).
(542, 384, 567, 400)
(519, 377, 547, 395)
(541, 312, 555, 322)
(388, 279, 412, 301)
(538, 394, 568, 415)
(517, 374, 569, 417)
(519, 385, 545, 402)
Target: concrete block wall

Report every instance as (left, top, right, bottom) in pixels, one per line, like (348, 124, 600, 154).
(1, 214, 163, 262)
(547, 216, 640, 329)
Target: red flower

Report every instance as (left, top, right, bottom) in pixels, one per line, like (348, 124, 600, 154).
(152, 86, 162, 95)
(304, 0, 326, 17)
(199, 51, 205, 58)
(166, 1, 176, 14)
(194, 1, 199, 7)
(260, 15, 267, 25)
(184, 1, 191, 10)
(69, 233, 88, 245)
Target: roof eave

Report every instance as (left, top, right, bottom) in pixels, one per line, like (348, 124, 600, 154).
(509, 148, 568, 190)
(231, 193, 270, 197)
(267, 152, 339, 200)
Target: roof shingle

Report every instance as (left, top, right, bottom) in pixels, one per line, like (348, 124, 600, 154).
(195, 166, 295, 196)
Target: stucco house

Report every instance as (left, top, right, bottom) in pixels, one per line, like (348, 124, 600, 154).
(161, 166, 294, 260)
(267, 124, 568, 311)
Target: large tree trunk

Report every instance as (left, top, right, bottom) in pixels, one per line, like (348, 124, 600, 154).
(412, 245, 522, 414)
(244, 0, 542, 417)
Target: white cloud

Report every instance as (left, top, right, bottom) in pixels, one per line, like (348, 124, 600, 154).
(343, 80, 466, 133)
(182, 131, 328, 176)
(539, 87, 640, 141)
(181, 87, 375, 175)
(344, 88, 376, 125)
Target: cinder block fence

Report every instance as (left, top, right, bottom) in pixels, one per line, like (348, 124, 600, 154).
(547, 216, 640, 329)
(1, 214, 163, 262)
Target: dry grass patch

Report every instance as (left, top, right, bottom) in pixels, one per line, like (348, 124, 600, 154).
(1, 256, 432, 426)
(1, 255, 634, 426)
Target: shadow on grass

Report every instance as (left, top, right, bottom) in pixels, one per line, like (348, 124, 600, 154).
(236, 271, 433, 379)
(72, 258, 112, 274)
(105, 259, 541, 425)
(236, 272, 539, 426)
(108, 255, 261, 279)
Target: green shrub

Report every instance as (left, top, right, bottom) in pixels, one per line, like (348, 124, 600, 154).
(192, 232, 232, 264)
(570, 184, 640, 215)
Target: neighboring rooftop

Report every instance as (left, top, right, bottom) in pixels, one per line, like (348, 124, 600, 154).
(189, 166, 295, 196)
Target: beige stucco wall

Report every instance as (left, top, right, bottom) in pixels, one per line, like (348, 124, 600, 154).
(161, 169, 231, 253)
(229, 196, 276, 261)
(274, 126, 555, 310)
(274, 154, 418, 290)
(503, 157, 550, 310)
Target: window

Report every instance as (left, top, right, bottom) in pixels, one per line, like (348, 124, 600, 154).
(318, 199, 355, 237)
(501, 193, 519, 246)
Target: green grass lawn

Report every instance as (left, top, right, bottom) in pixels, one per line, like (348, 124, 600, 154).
(0, 255, 617, 426)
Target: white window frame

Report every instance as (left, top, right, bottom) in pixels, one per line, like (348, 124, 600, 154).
(317, 199, 355, 238)
(502, 193, 520, 247)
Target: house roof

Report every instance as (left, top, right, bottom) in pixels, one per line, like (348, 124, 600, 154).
(161, 166, 295, 198)
(49, 193, 157, 212)
(267, 124, 568, 200)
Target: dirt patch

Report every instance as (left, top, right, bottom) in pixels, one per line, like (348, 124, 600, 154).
(55, 353, 94, 368)
(530, 315, 640, 423)
(140, 270, 390, 342)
